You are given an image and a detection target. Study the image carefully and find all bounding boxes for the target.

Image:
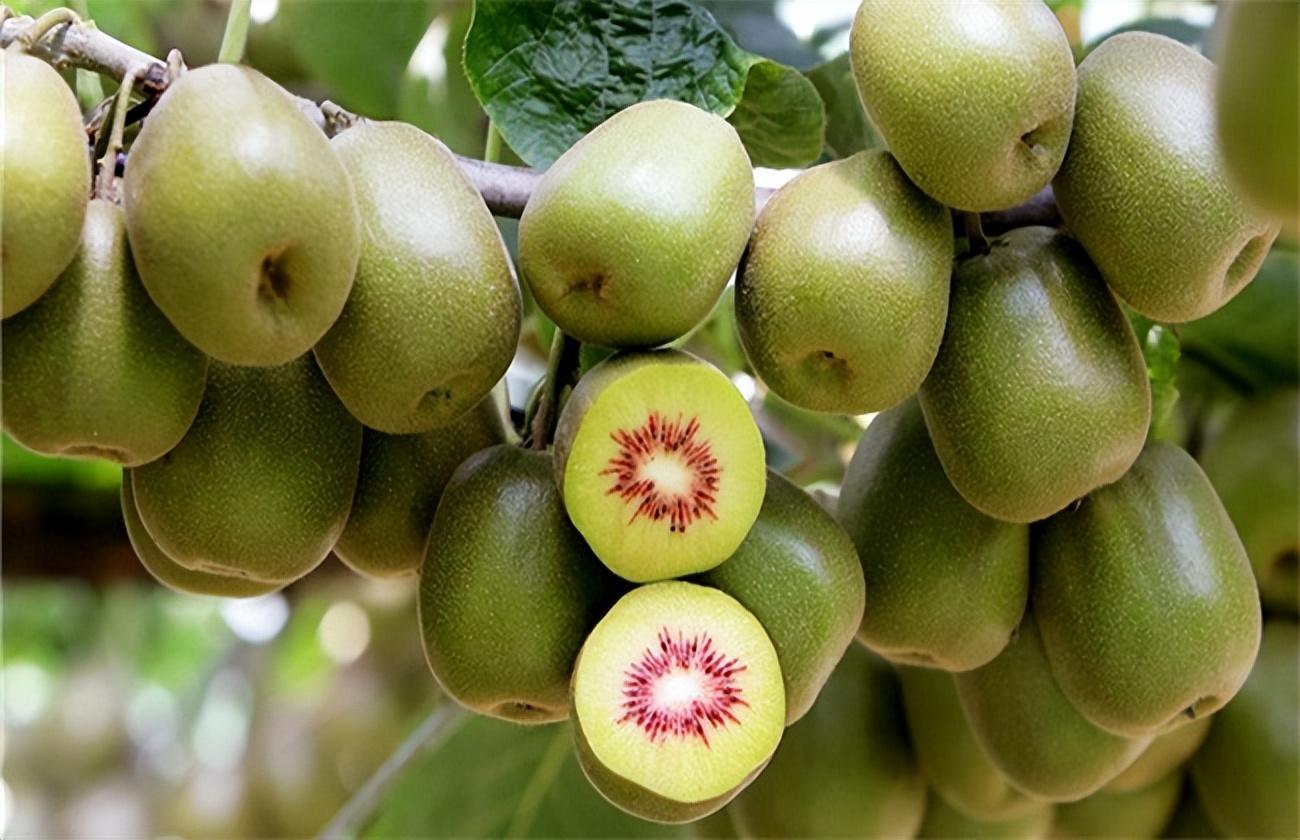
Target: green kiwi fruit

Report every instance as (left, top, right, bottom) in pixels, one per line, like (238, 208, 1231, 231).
(728, 644, 927, 838)
(918, 795, 1055, 840)
(572, 581, 785, 824)
(735, 150, 952, 414)
(954, 614, 1151, 802)
(1052, 770, 1183, 839)
(419, 445, 621, 724)
(314, 121, 521, 433)
(121, 476, 280, 598)
(335, 394, 507, 579)
(518, 100, 754, 348)
(898, 665, 1042, 822)
(1033, 442, 1262, 737)
(1190, 619, 1299, 839)
(123, 63, 359, 366)
(2, 199, 207, 466)
(1053, 32, 1280, 323)
(697, 470, 865, 724)
(1161, 780, 1223, 839)
(131, 356, 362, 584)
(1199, 389, 1299, 614)
(2, 50, 91, 318)
(839, 398, 1029, 671)
(554, 351, 766, 582)
(1101, 717, 1209, 794)
(918, 226, 1150, 524)
(848, 0, 1075, 212)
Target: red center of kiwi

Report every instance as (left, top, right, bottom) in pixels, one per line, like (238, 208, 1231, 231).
(618, 627, 748, 747)
(601, 412, 720, 533)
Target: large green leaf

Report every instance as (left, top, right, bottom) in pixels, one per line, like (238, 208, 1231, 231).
(363, 713, 685, 837)
(805, 52, 881, 160)
(462, 0, 824, 168)
(281, 0, 437, 118)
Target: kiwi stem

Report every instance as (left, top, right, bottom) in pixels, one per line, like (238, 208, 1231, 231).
(964, 212, 990, 256)
(93, 66, 140, 199)
(528, 328, 581, 451)
(216, 0, 251, 64)
(483, 121, 504, 165)
(319, 701, 470, 840)
(7, 6, 78, 54)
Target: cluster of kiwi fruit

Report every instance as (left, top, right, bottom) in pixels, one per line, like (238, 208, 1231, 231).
(2, 0, 1296, 832)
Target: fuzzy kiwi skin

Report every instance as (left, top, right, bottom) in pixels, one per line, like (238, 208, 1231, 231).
(1101, 716, 1209, 794)
(838, 398, 1029, 671)
(898, 666, 1042, 822)
(334, 395, 507, 579)
(735, 150, 952, 414)
(2, 52, 91, 318)
(729, 644, 927, 838)
(1033, 442, 1262, 738)
(1052, 770, 1183, 839)
(121, 477, 281, 598)
(519, 100, 754, 348)
(2, 199, 208, 466)
(572, 712, 766, 825)
(131, 356, 362, 584)
(917, 795, 1055, 840)
(315, 122, 521, 433)
(1053, 32, 1280, 323)
(420, 446, 623, 724)
(696, 470, 865, 725)
(918, 227, 1150, 524)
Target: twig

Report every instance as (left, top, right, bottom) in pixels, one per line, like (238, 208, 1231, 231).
(0, 6, 1059, 229)
(528, 329, 581, 450)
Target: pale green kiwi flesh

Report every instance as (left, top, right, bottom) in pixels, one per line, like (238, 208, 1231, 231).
(572, 581, 785, 812)
(557, 353, 766, 582)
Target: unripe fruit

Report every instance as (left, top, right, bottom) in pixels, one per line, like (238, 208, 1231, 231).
(519, 100, 754, 348)
(3, 199, 207, 466)
(315, 122, 521, 433)
(2, 51, 90, 318)
(849, 0, 1075, 211)
(736, 150, 951, 414)
(123, 64, 360, 366)
(1054, 32, 1280, 322)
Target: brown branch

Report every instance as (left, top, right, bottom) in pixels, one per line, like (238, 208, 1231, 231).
(0, 7, 1057, 229)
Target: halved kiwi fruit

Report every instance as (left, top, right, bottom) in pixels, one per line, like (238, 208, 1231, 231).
(554, 351, 766, 582)
(121, 476, 282, 598)
(571, 581, 785, 823)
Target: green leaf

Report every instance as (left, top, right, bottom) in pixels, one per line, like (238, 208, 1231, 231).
(1129, 313, 1182, 443)
(806, 52, 882, 159)
(363, 714, 686, 837)
(462, 0, 824, 168)
(281, 0, 436, 118)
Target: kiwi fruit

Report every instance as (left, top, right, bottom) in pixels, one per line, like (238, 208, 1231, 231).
(314, 121, 521, 433)
(918, 795, 1055, 840)
(121, 476, 280, 598)
(697, 470, 865, 724)
(554, 351, 766, 582)
(122, 64, 360, 366)
(838, 398, 1029, 671)
(1052, 770, 1183, 839)
(420, 445, 622, 724)
(1101, 716, 1209, 795)
(2, 50, 91, 318)
(518, 100, 754, 348)
(2, 199, 208, 466)
(131, 356, 362, 584)
(918, 226, 1150, 524)
(335, 394, 507, 579)
(728, 644, 927, 838)
(571, 581, 785, 824)
(953, 614, 1151, 802)
(735, 150, 952, 414)
(898, 665, 1042, 822)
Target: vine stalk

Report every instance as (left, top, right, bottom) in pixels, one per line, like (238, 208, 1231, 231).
(216, 0, 251, 64)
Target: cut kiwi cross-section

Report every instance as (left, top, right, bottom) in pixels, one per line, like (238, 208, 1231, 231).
(572, 581, 785, 823)
(555, 351, 766, 582)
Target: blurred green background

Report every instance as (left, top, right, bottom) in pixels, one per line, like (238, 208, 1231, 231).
(2, 0, 1282, 837)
